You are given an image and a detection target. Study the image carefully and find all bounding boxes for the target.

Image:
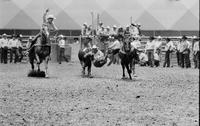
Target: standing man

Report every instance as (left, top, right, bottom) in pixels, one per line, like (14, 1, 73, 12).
(0, 33, 9, 64)
(17, 34, 23, 62)
(81, 22, 88, 36)
(154, 36, 163, 55)
(179, 36, 190, 68)
(163, 38, 174, 67)
(8, 34, 18, 63)
(110, 25, 118, 37)
(58, 35, 68, 64)
(193, 37, 199, 69)
(145, 36, 155, 67)
(107, 36, 121, 66)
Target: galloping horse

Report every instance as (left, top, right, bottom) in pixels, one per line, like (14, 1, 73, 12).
(118, 37, 139, 80)
(28, 31, 51, 77)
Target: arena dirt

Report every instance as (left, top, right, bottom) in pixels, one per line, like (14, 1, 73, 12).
(0, 44, 199, 126)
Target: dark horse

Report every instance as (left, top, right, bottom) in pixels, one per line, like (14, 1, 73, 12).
(118, 37, 139, 80)
(28, 31, 51, 77)
(78, 49, 94, 77)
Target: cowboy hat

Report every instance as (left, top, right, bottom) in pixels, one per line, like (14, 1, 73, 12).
(2, 33, 7, 36)
(47, 14, 56, 19)
(92, 45, 98, 49)
(83, 22, 87, 26)
(157, 36, 162, 39)
(106, 26, 110, 29)
(58, 34, 64, 38)
(28, 36, 32, 39)
(113, 25, 117, 28)
(182, 35, 187, 40)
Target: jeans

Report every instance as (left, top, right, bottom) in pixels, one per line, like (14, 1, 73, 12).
(146, 50, 154, 67)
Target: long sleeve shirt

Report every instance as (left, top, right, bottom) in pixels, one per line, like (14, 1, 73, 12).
(165, 41, 174, 51)
(94, 50, 104, 60)
(193, 41, 199, 53)
(108, 40, 121, 50)
(145, 41, 155, 52)
(0, 38, 8, 48)
(58, 39, 65, 48)
(179, 40, 189, 53)
(139, 52, 148, 62)
(42, 12, 58, 37)
(8, 39, 18, 48)
(131, 40, 141, 50)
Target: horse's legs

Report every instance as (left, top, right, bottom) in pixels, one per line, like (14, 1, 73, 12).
(44, 56, 50, 77)
(121, 62, 125, 79)
(126, 64, 132, 80)
(88, 62, 92, 78)
(35, 54, 40, 71)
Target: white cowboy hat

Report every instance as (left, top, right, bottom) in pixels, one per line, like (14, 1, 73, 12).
(106, 26, 110, 29)
(58, 34, 64, 38)
(113, 25, 117, 28)
(83, 22, 87, 26)
(92, 45, 98, 49)
(2, 33, 7, 36)
(157, 36, 162, 39)
(126, 25, 130, 28)
(136, 23, 141, 26)
(47, 14, 56, 19)
(193, 36, 197, 39)
(28, 36, 32, 39)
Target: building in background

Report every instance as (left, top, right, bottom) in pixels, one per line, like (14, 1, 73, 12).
(0, 0, 199, 36)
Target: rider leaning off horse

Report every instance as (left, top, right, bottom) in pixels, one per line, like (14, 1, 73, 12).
(30, 9, 58, 49)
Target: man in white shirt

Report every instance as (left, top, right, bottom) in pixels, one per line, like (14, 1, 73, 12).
(110, 25, 118, 36)
(139, 50, 148, 66)
(17, 34, 23, 62)
(193, 37, 199, 69)
(8, 34, 19, 63)
(131, 36, 141, 51)
(163, 38, 174, 67)
(0, 33, 9, 63)
(179, 36, 190, 68)
(145, 36, 155, 67)
(91, 45, 107, 67)
(107, 36, 121, 66)
(58, 35, 68, 64)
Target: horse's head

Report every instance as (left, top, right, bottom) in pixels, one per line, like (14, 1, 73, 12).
(123, 37, 131, 53)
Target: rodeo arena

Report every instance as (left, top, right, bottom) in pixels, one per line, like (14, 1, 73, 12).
(0, 0, 199, 125)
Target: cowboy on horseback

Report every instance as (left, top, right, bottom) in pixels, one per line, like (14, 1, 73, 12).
(28, 8, 58, 77)
(30, 8, 58, 49)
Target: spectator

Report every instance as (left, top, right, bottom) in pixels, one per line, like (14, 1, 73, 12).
(193, 37, 199, 69)
(0, 33, 9, 64)
(163, 38, 174, 67)
(179, 36, 190, 68)
(8, 34, 18, 63)
(139, 50, 148, 66)
(17, 34, 23, 62)
(154, 52, 160, 67)
(110, 25, 118, 36)
(154, 36, 163, 56)
(81, 22, 88, 36)
(174, 39, 181, 66)
(58, 35, 68, 64)
(145, 36, 155, 67)
(107, 36, 121, 66)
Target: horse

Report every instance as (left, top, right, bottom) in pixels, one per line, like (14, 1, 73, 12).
(28, 31, 51, 77)
(118, 37, 139, 80)
(78, 49, 94, 78)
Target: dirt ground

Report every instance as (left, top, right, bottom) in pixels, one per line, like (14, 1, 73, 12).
(0, 43, 199, 126)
